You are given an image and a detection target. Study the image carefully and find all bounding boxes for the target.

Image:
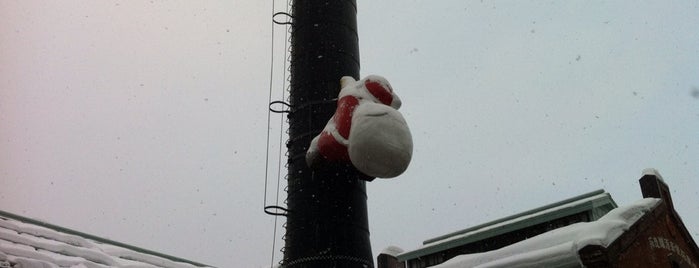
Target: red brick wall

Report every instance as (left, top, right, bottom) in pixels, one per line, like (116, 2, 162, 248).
(615, 212, 698, 268)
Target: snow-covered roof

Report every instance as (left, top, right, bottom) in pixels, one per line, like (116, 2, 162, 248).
(0, 210, 213, 268)
(398, 190, 617, 261)
(432, 198, 660, 268)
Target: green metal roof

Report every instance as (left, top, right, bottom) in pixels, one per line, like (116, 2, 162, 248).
(397, 189, 617, 261)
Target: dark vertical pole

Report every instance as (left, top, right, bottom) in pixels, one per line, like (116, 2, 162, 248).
(283, 0, 373, 267)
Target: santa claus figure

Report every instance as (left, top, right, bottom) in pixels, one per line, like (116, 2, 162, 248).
(306, 75, 412, 179)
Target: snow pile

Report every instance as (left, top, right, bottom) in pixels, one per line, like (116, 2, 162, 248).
(0, 216, 212, 268)
(306, 75, 413, 178)
(380, 246, 404, 257)
(9, 257, 57, 268)
(642, 168, 664, 181)
(434, 198, 660, 268)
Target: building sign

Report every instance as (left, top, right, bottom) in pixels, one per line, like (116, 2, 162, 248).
(648, 236, 697, 268)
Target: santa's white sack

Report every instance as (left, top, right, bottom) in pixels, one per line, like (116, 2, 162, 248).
(306, 75, 413, 178)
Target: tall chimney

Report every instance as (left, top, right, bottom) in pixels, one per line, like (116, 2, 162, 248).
(282, 0, 373, 267)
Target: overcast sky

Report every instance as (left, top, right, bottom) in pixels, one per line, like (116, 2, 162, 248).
(1, 1, 698, 267)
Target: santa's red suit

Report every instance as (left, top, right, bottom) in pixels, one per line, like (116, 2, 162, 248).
(306, 75, 412, 179)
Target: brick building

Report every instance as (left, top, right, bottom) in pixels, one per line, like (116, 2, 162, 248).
(379, 170, 699, 268)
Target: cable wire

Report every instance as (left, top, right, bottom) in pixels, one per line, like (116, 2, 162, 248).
(265, 0, 293, 267)
(265, 0, 277, 267)
(274, 0, 292, 265)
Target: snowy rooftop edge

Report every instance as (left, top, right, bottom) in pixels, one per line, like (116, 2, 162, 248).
(433, 198, 661, 268)
(423, 189, 611, 245)
(398, 190, 615, 260)
(0, 209, 215, 268)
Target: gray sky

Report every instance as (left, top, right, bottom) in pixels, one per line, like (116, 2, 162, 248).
(1, 1, 698, 267)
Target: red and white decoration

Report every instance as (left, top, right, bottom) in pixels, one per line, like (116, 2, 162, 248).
(306, 75, 412, 178)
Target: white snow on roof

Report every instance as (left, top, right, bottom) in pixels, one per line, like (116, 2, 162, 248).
(380, 246, 404, 257)
(0, 216, 213, 268)
(642, 168, 664, 181)
(433, 198, 660, 268)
